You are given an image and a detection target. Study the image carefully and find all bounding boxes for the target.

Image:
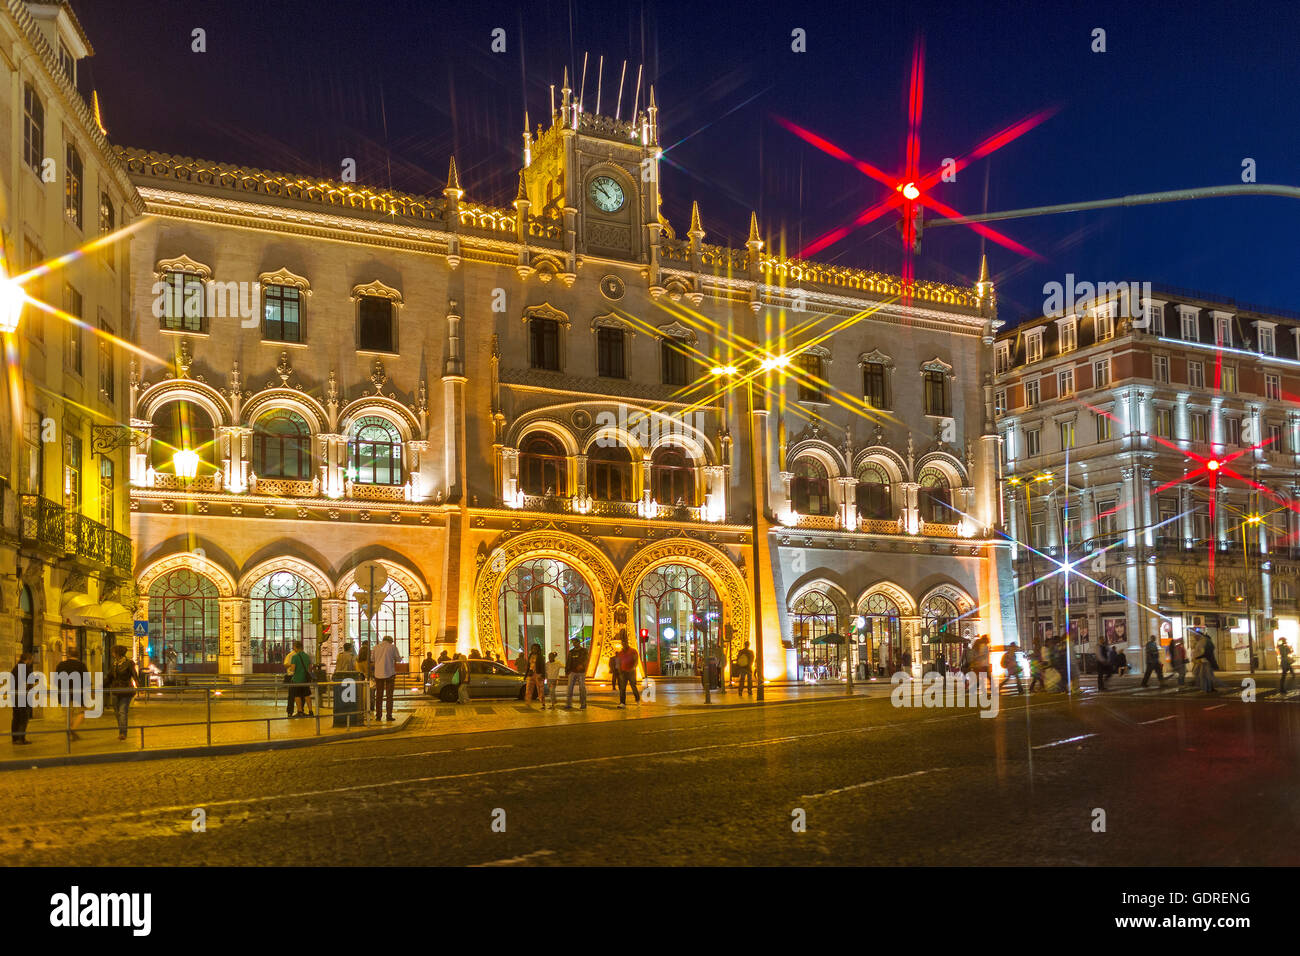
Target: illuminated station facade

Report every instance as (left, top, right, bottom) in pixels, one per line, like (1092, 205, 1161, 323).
(119, 74, 1009, 681)
(995, 286, 1300, 671)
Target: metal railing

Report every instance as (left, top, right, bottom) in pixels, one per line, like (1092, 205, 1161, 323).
(64, 512, 108, 563)
(18, 495, 65, 551)
(9, 679, 417, 756)
(110, 530, 133, 573)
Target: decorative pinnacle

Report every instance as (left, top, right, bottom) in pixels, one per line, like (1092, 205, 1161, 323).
(514, 171, 529, 205)
(689, 200, 703, 238)
(975, 253, 993, 297)
(747, 210, 762, 249)
(445, 156, 463, 197)
(648, 85, 657, 110)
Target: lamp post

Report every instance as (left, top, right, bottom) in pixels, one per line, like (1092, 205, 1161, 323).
(1242, 512, 1263, 675)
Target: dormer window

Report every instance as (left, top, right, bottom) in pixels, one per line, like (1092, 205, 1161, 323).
(1214, 313, 1232, 347)
(1256, 322, 1276, 356)
(1094, 310, 1115, 341)
(1025, 329, 1044, 364)
(1058, 318, 1078, 353)
(995, 342, 1011, 375)
(1180, 308, 1199, 342)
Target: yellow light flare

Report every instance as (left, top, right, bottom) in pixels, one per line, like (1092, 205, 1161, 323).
(10, 217, 153, 288)
(24, 296, 168, 367)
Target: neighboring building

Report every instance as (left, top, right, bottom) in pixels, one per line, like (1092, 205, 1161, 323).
(0, 0, 140, 675)
(995, 285, 1300, 672)
(121, 72, 1008, 681)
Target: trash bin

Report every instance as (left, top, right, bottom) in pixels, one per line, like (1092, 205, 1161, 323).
(333, 671, 365, 727)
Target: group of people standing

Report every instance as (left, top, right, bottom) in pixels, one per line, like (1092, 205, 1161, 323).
(9, 644, 141, 746)
(283, 635, 402, 723)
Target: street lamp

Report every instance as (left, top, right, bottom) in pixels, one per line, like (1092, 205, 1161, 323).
(0, 274, 26, 334)
(712, 361, 771, 701)
(173, 447, 200, 481)
(1242, 512, 1264, 674)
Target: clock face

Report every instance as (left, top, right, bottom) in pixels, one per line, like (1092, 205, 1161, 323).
(588, 176, 625, 213)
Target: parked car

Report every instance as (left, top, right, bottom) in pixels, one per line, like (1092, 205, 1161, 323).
(424, 660, 527, 702)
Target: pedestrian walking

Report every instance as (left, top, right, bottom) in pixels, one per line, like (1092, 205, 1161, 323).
(9, 652, 34, 745)
(1027, 649, 1045, 693)
(1280, 638, 1295, 694)
(54, 646, 90, 741)
(371, 635, 400, 720)
(970, 635, 993, 695)
(452, 653, 471, 704)
(1096, 642, 1112, 691)
(564, 638, 589, 710)
(1197, 631, 1219, 693)
(901, 650, 912, 676)
(734, 640, 755, 696)
(934, 652, 948, 678)
(609, 652, 619, 690)
(284, 640, 315, 718)
(525, 643, 546, 706)
(546, 651, 562, 708)
(998, 643, 1023, 694)
(615, 631, 641, 707)
(105, 645, 139, 741)
(1141, 635, 1166, 687)
(1168, 637, 1188, 686)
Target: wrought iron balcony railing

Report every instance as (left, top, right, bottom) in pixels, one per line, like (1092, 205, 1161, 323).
(64, 512, 108, 564)
(110, 530, 133, 573)
(18, 495, 65, 552)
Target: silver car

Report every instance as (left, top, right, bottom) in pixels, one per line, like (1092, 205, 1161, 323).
(425, 660, 526, 701)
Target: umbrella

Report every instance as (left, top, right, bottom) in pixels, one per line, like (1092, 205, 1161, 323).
(926, 632, 966, 644)
(813, 633, 845, 645)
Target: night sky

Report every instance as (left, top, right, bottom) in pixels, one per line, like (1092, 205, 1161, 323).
(73, 0, 1298, 325)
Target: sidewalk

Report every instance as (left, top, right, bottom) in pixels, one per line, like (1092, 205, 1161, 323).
(0, 687, 414, 771)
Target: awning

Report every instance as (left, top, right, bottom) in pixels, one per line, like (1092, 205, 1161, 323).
(62, 600, 134, 632)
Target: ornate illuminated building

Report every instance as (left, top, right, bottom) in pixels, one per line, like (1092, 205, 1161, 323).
(114, 70, 1009, 680)
(0, 0, 140, 674)
(995, 286, 1300, 672)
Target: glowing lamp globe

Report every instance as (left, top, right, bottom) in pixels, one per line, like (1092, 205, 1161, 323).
(0, 277, 25, 334)
(173, 448, 201, 480)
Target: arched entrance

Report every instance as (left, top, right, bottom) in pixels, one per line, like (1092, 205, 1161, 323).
(498, 558, 595, 666)
(249, 571, 317, 672)
(921, 592, 962, 668)
(858, 591, 904, 677)
(633, 564, 721, 677)
(791, 590, 842, 680)
(147, 568, 220, 673)
(347, 578, 411, 663)
(18, 585, 34, 655)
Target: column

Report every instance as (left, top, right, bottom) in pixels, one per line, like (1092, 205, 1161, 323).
(836, 476, 856, 529)
(501, 446, 520, 504)
(320, 433, 345, 499)
(902, 481, 920, 534)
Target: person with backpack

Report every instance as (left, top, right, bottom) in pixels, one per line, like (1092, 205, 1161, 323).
(284, 640, 314, 718)
(564, 638, 589, 710)
(105, 645, 139, 741)
(734, 641, 755, 696)
(998, 643, 1023, 694)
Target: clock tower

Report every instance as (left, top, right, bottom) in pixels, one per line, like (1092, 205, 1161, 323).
(519, 68, 662, 268)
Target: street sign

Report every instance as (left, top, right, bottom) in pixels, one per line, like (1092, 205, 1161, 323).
(133, 620, 149, 637)
(354, 561, 389, 620)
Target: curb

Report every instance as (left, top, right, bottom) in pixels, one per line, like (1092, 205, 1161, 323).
(0, 714, 413, 772)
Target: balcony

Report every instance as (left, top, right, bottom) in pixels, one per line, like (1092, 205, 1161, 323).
(18, 495, 65, 552)
(110, 531, 133, 574)
(64, 512, 108, 564)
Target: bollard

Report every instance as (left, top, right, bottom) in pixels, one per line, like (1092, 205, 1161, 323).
(206, 689, 212, 747)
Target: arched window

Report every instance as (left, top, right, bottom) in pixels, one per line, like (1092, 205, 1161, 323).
(858, 591, 903, 676)
(253, 409, 311, 480)
(791, 590, 842, 680)
(150, 401, 215, 472)
(1194, 577, 1215, 599)
(348, 416, 403, 485)
(634, 564, 720, 676)
(918, 467, 952, 523)
(249, 571, 317, 672)
(921, 594, 961, 665)
(791, 456, 831, 516)
(519, 433, 567, 496)
(1275, 581, 1295, 603)
(1099, 577, 1124, 602)
(588, 443, 634, 502)
(1162, 576, 1182, 598)
(651, 445, 695, 506)
(501, 559, 595, 666)
(855, 461, 892, 520)
(348, 576, 410, 662)
(147, 568, 220, 673)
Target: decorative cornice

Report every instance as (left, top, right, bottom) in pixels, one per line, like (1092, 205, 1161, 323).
(258, 266, 311, 293)
(351, 279, 403, 303)
(155, 253, 212, 279)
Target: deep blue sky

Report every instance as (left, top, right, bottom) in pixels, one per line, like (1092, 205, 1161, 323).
(75, 0, 1298, 324)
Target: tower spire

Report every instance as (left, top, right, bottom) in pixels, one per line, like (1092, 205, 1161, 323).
(747, 211, 762, 248)
(445, 156, 463, 199)
(689, 200, 703, 238)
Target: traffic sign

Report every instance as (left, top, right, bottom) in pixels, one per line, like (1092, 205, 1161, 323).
(133, 620, 149, 637)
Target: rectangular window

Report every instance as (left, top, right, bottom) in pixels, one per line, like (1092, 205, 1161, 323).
(63, 432, 82, 513)
(1157, 497, 1178, 545)
(1092, 357, 1111, 388)
(797, 354, 826, 403)
(1024, 379, 1040, 408)
(1153, 354, 1169, 383)
(99, 459, 114, 532)
(923, 369, 950, 416)
(1026, 331, 1043, 364)
(65, 143, 83, 228)
(1265, 373, 1282, 401)
(1095, 499, 1119, 543)
(99, 194, 116, 270)
(994, 388, 1006, 415)
(661, 337, 690, 387)
(1226, 417, 1241, 445)
(1259, 326, 1276, 356)
(1059, 320, 1078, 353)
(23, 239, 43, 342)
(1025, 427, 1041, 457)
(358, 296, 395, 352)
(22, 408, 43, 495)
(529, 317, 561, 371)
(1191, 412, 1208, 443)
(1057, 368, 1074, 397)
(863, 362, 888, 409)
(995, 343, 1011, 375)
(263, 284, 302, 343)
(1095, 313, 1114, 341)
(1059, 506, 1081, 547)
(1096, 412, 1113, 441)
(59, 43, 75, 83)
(1268, 422, 1284, 452)
(1146, 302, 1165, 335)
(22, 84, 43, 174)
(1059, 420, 1075, 449)
(1215, 315, 1232, 347)
(1221, 365, 1237, 393)
(64, 285, 82, 374)
(161, 271, 206, 332)
(98, 317, 114, 401)
(1181, 311, 1199, 342)
(1188, 361, 1204, 389)
(596, 327, 626, 378)
(1155, 408, 1172, 439)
